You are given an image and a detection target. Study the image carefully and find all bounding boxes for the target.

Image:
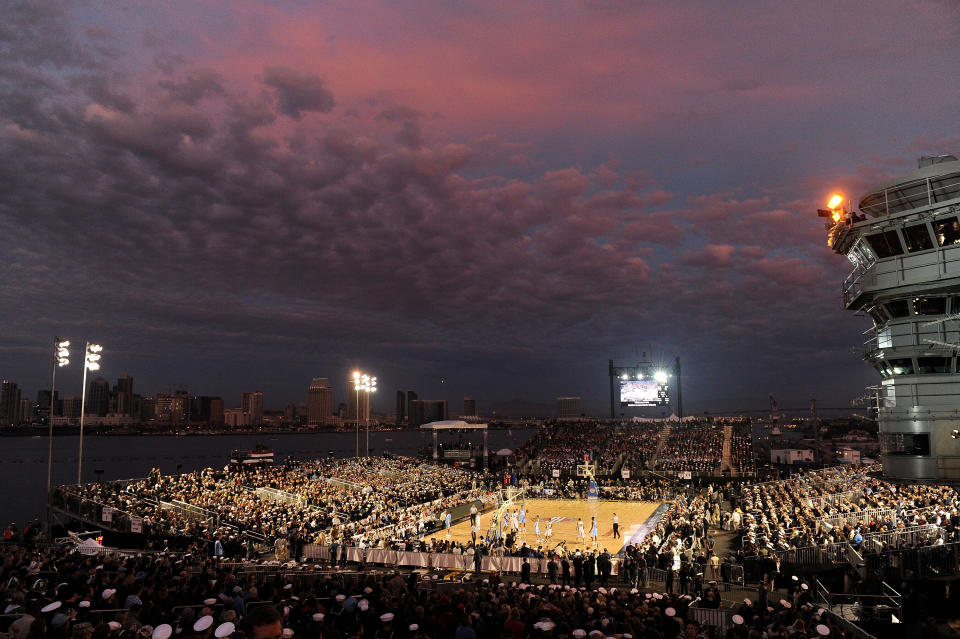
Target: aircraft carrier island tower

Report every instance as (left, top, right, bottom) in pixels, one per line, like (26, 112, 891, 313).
(823, 154, 960, 482)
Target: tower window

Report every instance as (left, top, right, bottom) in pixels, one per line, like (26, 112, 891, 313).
(934, 217, 960, 246)
(902, 223, 934, 252)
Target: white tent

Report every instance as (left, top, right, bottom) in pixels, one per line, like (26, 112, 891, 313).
(495, 448, 513, 456)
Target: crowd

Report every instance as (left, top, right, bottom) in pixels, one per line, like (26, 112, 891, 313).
(656, 425, 724, 473)
(733, 465, 960, 555)
(53, 460, 493, 552)
(728, 425, 754, 474)
(0, 538, 858, 639)
(515, 420, 752, 477)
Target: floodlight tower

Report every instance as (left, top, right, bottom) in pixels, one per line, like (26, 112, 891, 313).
(77, 342, 103, 486)
(819, 154, 960, 482)
(45, 337, 70, 533)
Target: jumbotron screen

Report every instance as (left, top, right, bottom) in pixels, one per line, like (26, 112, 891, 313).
(620, 380, 669, 407)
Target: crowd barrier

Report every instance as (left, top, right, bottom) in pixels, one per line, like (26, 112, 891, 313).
(688, 606, 733, 632)
(302, 545, 627, 575)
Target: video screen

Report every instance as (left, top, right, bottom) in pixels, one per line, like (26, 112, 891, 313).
(620, 380, 669, 407)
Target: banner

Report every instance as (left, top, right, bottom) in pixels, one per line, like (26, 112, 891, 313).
(621, 469, 630, 479)
(130, 517, 142, 533)
(101, 507, 113, 523)
(552, 469, 560, 478)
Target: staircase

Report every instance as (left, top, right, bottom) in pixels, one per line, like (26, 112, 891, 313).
(720, 424, 733, 472)
(648, 424, 672, 469)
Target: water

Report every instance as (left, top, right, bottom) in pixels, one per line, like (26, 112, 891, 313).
(0, 428, 536, 526)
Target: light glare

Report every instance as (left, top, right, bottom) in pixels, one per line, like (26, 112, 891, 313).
(828, 194, 843, 209)
(654, 370, 668, 383)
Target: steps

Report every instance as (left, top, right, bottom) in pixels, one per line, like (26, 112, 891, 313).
(720, 424, 733, 472)
(648, 424, 672, 469)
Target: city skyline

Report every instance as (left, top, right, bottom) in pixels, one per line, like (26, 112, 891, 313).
(3, 3, 960, 415)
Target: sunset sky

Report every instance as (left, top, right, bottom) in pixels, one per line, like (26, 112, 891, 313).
(3, 1, 959, 415)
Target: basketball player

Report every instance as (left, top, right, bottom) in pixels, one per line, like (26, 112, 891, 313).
(534, 516, 541, 544)
(576, 518, 585, 545)
(518, 508, 526, 534)
(545, 520, 553, 544)
(612, 513, 620, 539)
(590, 516, 599, 547)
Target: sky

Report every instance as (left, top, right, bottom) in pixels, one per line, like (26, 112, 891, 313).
(2, 1, 960, 417)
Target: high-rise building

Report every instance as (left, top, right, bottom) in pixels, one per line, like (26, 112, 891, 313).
(408, 399, 446, 426)
(19, 398, 33, 423)
(141, 397, 156, 421)
(87, 377, 110, 416)
(37, 390, 60, 419)
(463, 397, 477, 417)
(556, 397, 582, 420)
(195, 396, 222, 423)
(223, 408, 249, 428)
(241, 391, 264, 425)
(307, 378, 333, 425)
(396, 390, 406, 425)
(210, 398, 224, 425)
(63, 395, 83, 420)
(115, 376, 134, 416)
(156, 392, 189, 423)
(284, 403, 296, 423)
(1, 380, 21, 426)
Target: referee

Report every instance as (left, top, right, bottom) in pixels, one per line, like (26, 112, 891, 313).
(612, 513, 620, 539)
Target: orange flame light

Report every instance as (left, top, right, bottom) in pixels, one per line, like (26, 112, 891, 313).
(827, 194, 843, 209)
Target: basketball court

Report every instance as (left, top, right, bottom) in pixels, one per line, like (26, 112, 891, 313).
(423, 497, 662, 554)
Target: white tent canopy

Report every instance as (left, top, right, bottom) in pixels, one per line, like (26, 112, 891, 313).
(420, 421, 489, 469)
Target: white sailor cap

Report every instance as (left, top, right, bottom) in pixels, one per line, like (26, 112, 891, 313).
(194, 615, 214, 632)
(282, 630, 294, 639)
(312, 613, 324, 622)
(816, 624, 831, 636)
(153, 624, 173, 639)
(732, 615, 744, 626)
(41, 601, 62, 613)
(214, 622, 235, 638)
(380, 613, 394, 623)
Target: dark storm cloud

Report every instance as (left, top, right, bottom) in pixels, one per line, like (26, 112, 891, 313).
(262, 66, 335, 119)
(3, 0, 958, 412)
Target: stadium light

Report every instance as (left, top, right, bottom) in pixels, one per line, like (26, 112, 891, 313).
(78, 342, 104, 486)
(352, 370, 377, 457)
(45, 336, 70, 534)
(621, 374, 628, 380)
(654, 370, 668, 384)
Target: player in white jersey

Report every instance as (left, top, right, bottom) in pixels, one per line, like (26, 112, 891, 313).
(510, 510, 520, 532)
(576, 518, 585, 544)
(545, 520, 553, 544)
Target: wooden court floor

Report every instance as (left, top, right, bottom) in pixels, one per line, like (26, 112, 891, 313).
(422, 498, 661, 554)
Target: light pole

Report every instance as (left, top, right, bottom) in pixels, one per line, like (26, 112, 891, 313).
(353, 372, 361, 457)
(44, 337, 70, 534)
(77, 342, 102, 486)
(352, 371, 377, 457)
